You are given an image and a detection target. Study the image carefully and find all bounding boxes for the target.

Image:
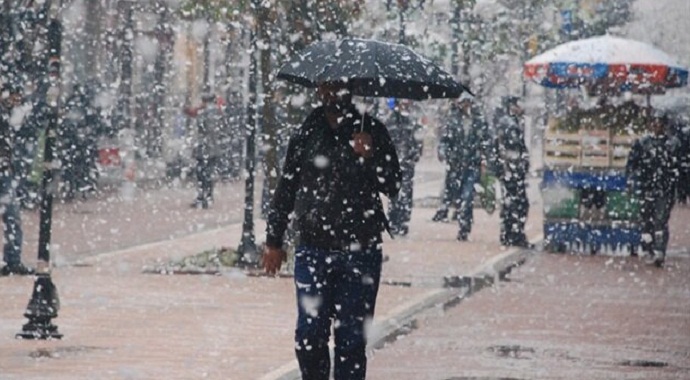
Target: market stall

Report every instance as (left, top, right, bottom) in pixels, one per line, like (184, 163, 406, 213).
(524, 35, 689, 254)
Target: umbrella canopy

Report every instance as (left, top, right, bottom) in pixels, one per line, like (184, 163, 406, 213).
(524, 35, 689, 93)
(277, 38, 470, 100)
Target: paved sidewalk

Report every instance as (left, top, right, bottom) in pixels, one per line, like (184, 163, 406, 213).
(3, 152, 687, 380)
(366, 234, 690, 379)
(0, 155, 540, 380)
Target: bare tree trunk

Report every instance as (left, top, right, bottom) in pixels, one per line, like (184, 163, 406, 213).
(84, 0, 103, 84)
(150, 5, 174, 156)
(202, 25, 211, 95)
(115, 0, 134, 131)
(283, 0, 316, 143)
(258, 5, 278, 213)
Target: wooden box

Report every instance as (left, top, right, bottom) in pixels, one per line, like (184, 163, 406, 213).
(580, 129, 610, 167)
(544, 132, 581, 167)
(610, 135, 637, 168)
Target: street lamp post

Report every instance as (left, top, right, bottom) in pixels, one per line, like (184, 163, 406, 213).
(17, 2, 63, 340)
(236, 9, 260, 267)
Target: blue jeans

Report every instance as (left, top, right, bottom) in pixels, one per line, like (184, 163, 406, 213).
(293, 245, 382, 380)
(456, 168, 480, 235)
(0, 171, 23, 266)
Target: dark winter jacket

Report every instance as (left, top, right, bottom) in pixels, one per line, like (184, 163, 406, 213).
(388, 111, 422, 165)
(0, 103, 15, 171)
(266, 105, 401, 250)
(496, 113, 529, 178)
(626, 133, 681, 195)
(194, 104, 226, 159)
(438, 103, 493, 171)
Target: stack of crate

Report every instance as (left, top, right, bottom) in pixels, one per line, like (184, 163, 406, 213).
(544, 130, 582, 167)
(544, 129, 639, 168)
(610, 134, 637, 168)
(580, 129, 610, 167)
(542, 185, 580, 219)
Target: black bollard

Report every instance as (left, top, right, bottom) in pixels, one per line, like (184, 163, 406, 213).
(16, 273, 62, 339)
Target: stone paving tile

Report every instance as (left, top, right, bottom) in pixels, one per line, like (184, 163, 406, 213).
(0, 260, 434, 380)
(2, 154, 688, 380)
(366, 210, 690, 380)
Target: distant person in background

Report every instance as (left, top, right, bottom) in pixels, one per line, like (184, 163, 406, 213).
(495, 96, 532, 248)
(221, 90, 244, 181)
(14, 91, 43, 210)
(626, 110, 681, 267)
(671, 115, 690, 204)
(387, 98, 423, 236)
(433, 92, 493, 242)
(59, 84, 102, 201)
(191, 93, 226, 209)
(0, 82, 33, 276)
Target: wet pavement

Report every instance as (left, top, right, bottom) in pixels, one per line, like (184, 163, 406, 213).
(1, 155, 689, 379)
(367, 248, 690, 380)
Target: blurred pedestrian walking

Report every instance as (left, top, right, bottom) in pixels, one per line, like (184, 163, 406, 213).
(221, 90, 244, 181)
(191, 93, 226, 209)
(58, 84, 102, 201)
(387, 98, 423, 236)
(263, 81, 401, 380)
(13, 96, 44, 210)
(495, 96, 532, 248)
(0, 82, 33, 276)
(433, 92, 493, 241)
(626, 110, 681, 267)
(670, 115, 690, 204)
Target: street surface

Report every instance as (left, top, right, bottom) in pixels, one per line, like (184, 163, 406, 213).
(1, 155, 688, 380)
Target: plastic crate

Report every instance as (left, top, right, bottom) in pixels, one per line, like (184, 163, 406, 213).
(544, 131, 581, 167)
(542, 186, 580, 219)
(606, 191, 639, 220)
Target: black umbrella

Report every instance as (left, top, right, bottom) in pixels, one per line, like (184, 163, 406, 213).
(277, 38, 471, 100)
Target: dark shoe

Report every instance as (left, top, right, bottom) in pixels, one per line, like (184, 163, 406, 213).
(432, 209, 448, 222)
(190, 200, 208, 209)
(511, 239, 535, 249)
(391, 225, 409, 237)
(1, 263, 35, 276)
(457, 231, 468, 241)
(644, 251, 665, 268)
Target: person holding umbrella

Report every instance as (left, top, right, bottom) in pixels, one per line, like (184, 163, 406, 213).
(263, 80, 401, 379)
(264, 37, 468, 380)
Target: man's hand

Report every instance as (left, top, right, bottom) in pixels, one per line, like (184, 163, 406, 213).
(263, 245, 287, 275)
(352, 132, 373, 158)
